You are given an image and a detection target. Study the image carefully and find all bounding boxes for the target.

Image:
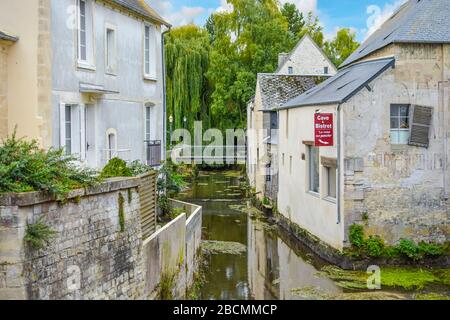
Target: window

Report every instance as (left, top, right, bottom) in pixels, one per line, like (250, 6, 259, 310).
(390, 104, 410, 144)
(265, 163, 271, 182)
(308, 146, 319, 193)
(65, 106, 72, 155)
(326, 166, 337, 199)
(144, 25, 156, 79)
(288, 66, 293, 74)
(145, 105, 151, 142)
(105, 27, 116, 73)
(78, 0, 93, 66)
(108, 132, 116, 160)
(324, 66, 329, 74)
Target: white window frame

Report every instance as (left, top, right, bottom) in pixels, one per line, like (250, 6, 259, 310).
(143, 24, 157, 80)
(59, 103, 86, 160)
(288, 66, 293, 74)
(324, 166, 337, 201)
(77, 0, 95, 70)
(308, 145, 320, 195)
(390, 104, 410, 145)
(105, 23, 117, 75)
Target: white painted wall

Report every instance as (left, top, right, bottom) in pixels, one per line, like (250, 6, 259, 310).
(277, 105, 344, 250)
(277, 35, 337, 76)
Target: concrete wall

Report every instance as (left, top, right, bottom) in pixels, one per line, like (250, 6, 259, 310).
(277, 105, 343, 250)
(143, 199, 202, 299)
(341, 43, 450, 245)
(277, 35, 337, 76)
(51, 0, 165, 167)
(0, 178, 145, 300)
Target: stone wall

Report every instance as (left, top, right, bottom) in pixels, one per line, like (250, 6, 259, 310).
(342, 43, 450, 245)
(0, 177, 145, 300)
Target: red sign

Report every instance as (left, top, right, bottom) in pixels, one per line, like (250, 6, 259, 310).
(314, 113, 334, 147)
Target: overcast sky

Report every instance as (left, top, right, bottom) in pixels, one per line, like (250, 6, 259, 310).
(149, 0, 407, 42)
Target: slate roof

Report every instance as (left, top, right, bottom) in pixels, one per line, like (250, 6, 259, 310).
(109, 0, 170, 26)
(341, 0, 450, 68)
(257, 74, 323, 111)
(0, 30, 18, 42)
(280, 57, 395, 109)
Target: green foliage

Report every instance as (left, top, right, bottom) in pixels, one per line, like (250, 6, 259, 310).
(24, 217, 57, 250)
(157, 160, 186, 215)
(118, 193, 125, 232)
(165, 25, 211, 135)
(100, 158, 132, 178)
(281, 2, 304, 42)
(262, 196, 270, 206)
(169, 207, 185, 220)
(100, 158, 152, 179)
(324, 28, 360, 66)
(0, 132, 98, 199)
(158, 271, 176, 300)
(365, 235, 385, 257)
(349, 224, 365, 249)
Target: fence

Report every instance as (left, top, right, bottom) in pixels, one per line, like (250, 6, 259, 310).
(138, 171, 157, 240)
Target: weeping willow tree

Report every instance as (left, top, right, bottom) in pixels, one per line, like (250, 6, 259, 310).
(165, 25, 211, 135)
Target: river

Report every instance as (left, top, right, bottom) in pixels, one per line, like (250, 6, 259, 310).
(177, 169, 450, 300)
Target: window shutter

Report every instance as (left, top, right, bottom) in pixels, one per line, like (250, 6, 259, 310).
(59, 103, 66, 149)
(408, 105, 433, 148)
(80, 105, 86, 161)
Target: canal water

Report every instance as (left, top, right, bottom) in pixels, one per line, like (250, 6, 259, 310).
(177, 170, 449, 300)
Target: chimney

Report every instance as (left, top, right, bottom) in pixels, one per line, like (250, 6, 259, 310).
(278, 53, 289, 69)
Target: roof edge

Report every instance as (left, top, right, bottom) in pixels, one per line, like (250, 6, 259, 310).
(279, 57, 396, 110)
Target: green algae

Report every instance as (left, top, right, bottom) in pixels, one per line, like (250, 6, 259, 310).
(319, 265, 450, 291)
(201, 240, 247, 255)
(291, 286, 407, 300)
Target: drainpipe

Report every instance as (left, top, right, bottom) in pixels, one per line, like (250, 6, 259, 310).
(161, 27, 171, 161)
(336, 103, 342, 224)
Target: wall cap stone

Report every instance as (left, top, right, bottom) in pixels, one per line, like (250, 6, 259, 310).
(0, 177, 140, 207)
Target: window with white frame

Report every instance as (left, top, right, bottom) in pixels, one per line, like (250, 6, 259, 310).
(390, 104, 410, 144)
(325, 166, 337, 199)
(144, 25, 156, 79)
(60, 104, 85, 159)
(324, 66, 329, 75)
(288, 66, 293, 74)
(105, 26, 116, 73)
(145, 105, 151, 141)
(78, 0, 93, 66)
(308, 146, 320, 193)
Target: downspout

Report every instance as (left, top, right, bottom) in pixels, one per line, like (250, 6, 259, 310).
(336, 103, 342, 224)
(161, 27, 171, 161)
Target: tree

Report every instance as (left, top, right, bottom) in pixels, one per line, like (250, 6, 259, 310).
(206, 0, 292, 130)
(164, 25, 211, 133)
(298, 12, 324, 48)
(281, 2, 304, 44)
(324, 28, 360, 67)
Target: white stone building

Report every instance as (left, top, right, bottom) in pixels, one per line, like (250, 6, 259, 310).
(277, 0, 450, 250)
(247, 34, 335, 203)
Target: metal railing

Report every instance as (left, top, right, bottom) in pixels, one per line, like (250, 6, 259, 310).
(146, 140, 162, 167)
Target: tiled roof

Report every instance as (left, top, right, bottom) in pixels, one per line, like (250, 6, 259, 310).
(281, 57, 395, 109)
(341, 0, 450, 68)
(0, 30, 18, 42)
(258, 74, 324, 111)
(109, 0, 170, 26)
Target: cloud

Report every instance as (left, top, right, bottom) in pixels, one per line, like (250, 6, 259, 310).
(364, 0, 406, 39)
(216, 0, 234, 13)
(147, 0, 207, 26)
(279, 0, 318, 14)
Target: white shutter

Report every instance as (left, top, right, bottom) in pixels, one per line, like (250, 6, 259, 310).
(80, 104, 86, 160)
(59, 103, 66, 149)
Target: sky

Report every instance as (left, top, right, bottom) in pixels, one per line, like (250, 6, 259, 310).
(149, 0, 407, 42)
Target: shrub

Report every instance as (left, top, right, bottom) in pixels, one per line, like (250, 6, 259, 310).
(364, 235, 385, 257)
(128, 160, 152, 176)
(100, 158, 132, 178)
(262, 197, 270, 206)
(418, 242, 444, 257)
(24, 217, 57, 250)
(157, 160, 186, 215)
(0, 132, 98, 199)
(396, 239, 421, 260)
(349, 224, 365, 249)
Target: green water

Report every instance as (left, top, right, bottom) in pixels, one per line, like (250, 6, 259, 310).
(177, 170, 450, 300)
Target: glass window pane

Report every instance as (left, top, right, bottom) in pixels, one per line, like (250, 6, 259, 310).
(400, 105, 409, 116)
(400, 117, 409, 128)
(328, 167, 336, 198)
(390, 105, 399, 116)
(398, 130, 409, 144)
(390, 130, 399, 144)
(309, 146, 320, 193)
(390, 118, 399, 129)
